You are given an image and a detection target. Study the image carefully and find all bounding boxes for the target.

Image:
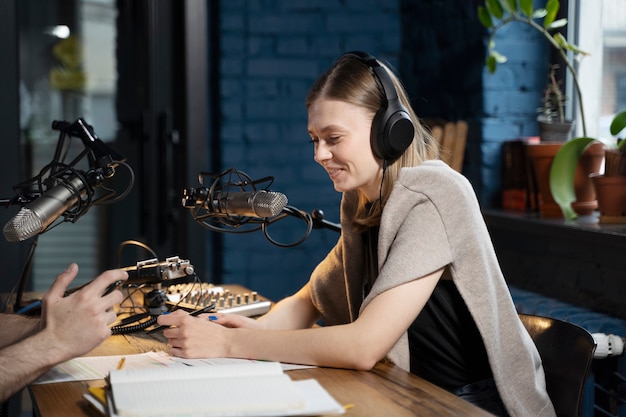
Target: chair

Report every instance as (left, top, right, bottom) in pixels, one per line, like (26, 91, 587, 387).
(422, 119, 468, 172)
(519, 313, 597, 417)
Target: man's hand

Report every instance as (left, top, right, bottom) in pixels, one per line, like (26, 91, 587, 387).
(40, 263, 128, 361)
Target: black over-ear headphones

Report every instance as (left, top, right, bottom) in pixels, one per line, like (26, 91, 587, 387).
(341, 51, 415, 161)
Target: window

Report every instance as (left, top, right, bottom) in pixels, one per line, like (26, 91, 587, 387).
(573, 0, 626, 144)
(18, 0, 117, 290)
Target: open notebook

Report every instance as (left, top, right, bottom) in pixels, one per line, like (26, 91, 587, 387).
(106, 360, 344, 417)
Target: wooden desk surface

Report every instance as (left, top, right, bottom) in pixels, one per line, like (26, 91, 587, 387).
(28, 285, 494, 417)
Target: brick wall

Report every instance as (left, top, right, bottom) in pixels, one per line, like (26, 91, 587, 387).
(481, 17, 550, 206)
(218, 0, 402, 300)
(215, 0, 548, 300)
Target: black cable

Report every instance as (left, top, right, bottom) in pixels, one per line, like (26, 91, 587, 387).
(111, 316, 158, 335)
(262, 206, 313, 248)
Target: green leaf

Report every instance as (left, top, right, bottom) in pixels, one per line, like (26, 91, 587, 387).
(544, 0, 560, 28)
(486, 0, 503, 19)
(549, 137, 596, 220)
(553, 33, 589, 56)
(546, 18, 568, 30)
(519, 0, 533, 17)
(498, 0, 517, 14)
(610, 110, 626, 136)
(532, 8, 548, 19)
(478, 6, 494, 28)
(491, 50, 507, 63)
(487, 55, 497, 73)
(553, 32, 569, 49)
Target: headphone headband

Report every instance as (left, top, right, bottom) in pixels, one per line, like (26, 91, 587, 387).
(340, 51, 415, 161)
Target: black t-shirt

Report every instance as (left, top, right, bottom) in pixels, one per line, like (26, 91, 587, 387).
(363, 226, 492, 392)
(407, 277, 493, 391)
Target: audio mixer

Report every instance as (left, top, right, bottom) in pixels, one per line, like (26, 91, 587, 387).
(166, 282, 271, 317)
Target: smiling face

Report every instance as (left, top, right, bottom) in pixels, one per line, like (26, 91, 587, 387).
(308, 99, 383, 201)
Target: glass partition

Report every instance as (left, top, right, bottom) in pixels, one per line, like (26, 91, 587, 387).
(19, 0, 117, 290)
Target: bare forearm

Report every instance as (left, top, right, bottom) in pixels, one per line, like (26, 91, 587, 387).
(224, 274, 443, 370)
(0, 332, 64, 402)
(257, 285, 319, 330)
(0, 314, 41, 349)
(226, 323, 382, 370)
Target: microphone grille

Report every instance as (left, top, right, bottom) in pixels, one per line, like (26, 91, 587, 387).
(254, 191, 288, 217)
(3, 208, 43, 242)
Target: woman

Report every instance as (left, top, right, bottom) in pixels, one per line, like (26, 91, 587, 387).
(157, 51, 555, 417)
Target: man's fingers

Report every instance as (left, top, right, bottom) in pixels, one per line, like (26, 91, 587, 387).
(46, 263, 79, 300)
(88, 269, 129, 297)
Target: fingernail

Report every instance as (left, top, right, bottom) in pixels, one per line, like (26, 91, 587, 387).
(208, 315, 218, 321)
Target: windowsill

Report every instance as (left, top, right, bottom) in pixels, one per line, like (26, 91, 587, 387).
(482, 208, 626, 319)
(482, 208, 626, 248)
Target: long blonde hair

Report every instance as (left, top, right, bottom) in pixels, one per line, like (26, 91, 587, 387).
(305, 53, 438, 229)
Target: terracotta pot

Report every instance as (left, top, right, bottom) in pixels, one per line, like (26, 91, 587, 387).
(526, 143, 563, 217)
(590, 174, 626, 223)
(572, 142, 605, 215)
(526, 142, 604, 218)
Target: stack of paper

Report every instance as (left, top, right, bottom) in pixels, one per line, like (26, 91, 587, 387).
(105, 360, 344, 417)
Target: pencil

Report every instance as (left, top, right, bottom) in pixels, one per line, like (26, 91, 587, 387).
(116, 357, 126, 370)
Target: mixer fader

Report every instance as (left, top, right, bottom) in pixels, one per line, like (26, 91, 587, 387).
(166, 282, 271, 317)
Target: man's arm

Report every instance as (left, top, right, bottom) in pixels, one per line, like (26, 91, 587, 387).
(0, 314, 40, 349)
(0, 326, 68, 402)
(0, 264, 127, 403)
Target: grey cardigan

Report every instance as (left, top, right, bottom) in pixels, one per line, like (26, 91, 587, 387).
(309, 160, 556, 417)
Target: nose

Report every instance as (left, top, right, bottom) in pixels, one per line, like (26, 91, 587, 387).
(314, 141, 332, 164)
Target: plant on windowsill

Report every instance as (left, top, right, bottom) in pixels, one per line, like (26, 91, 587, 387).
(478, 0, 589, 138)
(478, 0, 604, 220)
(586, 111, 626, 223)
(537, 64, 575, 142)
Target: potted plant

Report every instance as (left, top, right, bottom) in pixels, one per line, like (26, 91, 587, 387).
(478, 0, 590, 137)
(587, 111, 626, 223)
(479, 0, 603, 219)
(537, 64, 575, 142)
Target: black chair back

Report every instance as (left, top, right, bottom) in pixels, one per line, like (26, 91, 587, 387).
(519, 314, 596, 417)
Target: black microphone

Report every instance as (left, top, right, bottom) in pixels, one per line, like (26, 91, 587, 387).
(3, 174, 89, 242)
(182, 188, 288, 218)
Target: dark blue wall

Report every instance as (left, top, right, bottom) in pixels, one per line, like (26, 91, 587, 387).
(211, 0, 550, 301)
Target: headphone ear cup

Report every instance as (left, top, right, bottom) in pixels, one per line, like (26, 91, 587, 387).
(372, 100, 415, 161)
(370, 108, 386, 160)
(340, 51, 416, 161)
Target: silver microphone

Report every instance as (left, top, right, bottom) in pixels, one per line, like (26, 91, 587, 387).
(183, 188, 288, 218)
(3, 175, 88, 242)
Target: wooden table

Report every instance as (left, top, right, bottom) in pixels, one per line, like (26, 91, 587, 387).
(28, 285, 495, 417)
(29, 333, 494, 417)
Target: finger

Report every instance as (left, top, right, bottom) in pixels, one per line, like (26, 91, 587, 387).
(105, 309, 119, 326)
(168, 346, 186, 358)
(88, 269, 129, 296)
(46, 264, 79, 300)
(157, 310, 186, 326)
(209, 313, 245, 328)
(162, 326, 181, 339)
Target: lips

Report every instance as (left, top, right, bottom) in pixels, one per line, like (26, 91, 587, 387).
(326, 167, 342, 180)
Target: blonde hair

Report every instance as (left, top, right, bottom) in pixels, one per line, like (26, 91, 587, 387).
(306, 54, 438, 229)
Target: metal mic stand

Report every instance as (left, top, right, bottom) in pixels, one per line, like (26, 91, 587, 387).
(3, 118, 133, 313)
(311, 209, 341, 233)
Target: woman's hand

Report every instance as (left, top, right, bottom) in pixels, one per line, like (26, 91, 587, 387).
(157, 310, 261, 358)
(204, 313, 264, 329)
